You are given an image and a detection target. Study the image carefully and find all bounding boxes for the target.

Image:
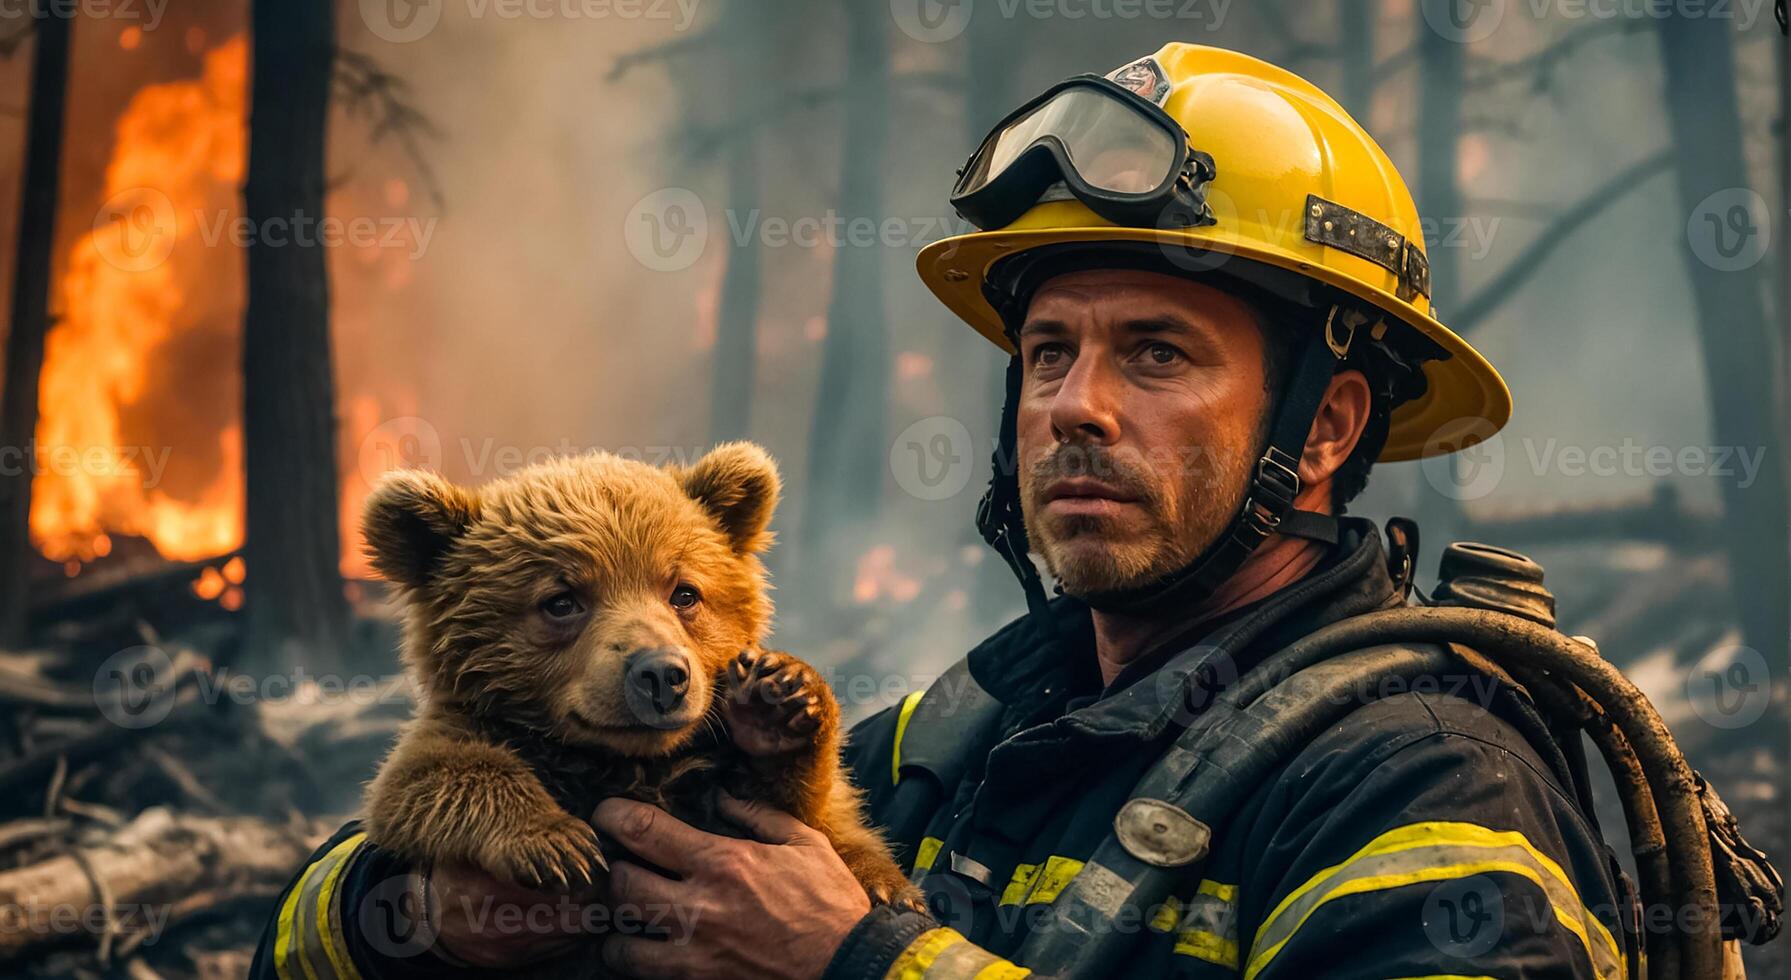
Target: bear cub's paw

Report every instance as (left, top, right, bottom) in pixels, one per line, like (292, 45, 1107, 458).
(476, 809, 607, 891)
(722, 649, 829, 757)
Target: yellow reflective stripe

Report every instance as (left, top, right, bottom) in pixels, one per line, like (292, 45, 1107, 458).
(273, 857, 310, 980)
(275, 833, 365, 980)
(998, 862, 1040, 906)
(1171, 880, 1239, 968)
(883, 926, 1032, 980)
(1245, 822, 1623, 980)
(892, 689, 926, 786)
(994, 856, 1084, 907)
(1027, 856, 1084, 905)
(887, 927, 967, 980)
(1150, 896, 1182, 932)
(1198, 879, 1237, 902)
(1175, 928, 1240, 968)
(313, 834, 368, 980)
(914, 836, 945, 873)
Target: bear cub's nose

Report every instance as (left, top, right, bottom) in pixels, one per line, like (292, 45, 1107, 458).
(625, 647, 692, 720)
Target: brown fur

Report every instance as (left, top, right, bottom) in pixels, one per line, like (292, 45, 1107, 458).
(360, 443, 917, 913)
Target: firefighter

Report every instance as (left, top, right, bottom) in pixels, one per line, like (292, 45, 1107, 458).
(252, 44, 1660, 979)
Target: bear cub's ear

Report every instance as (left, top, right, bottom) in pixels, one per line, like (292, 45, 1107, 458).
(362, 470, 481, 589)
(676, 442, 781, 554)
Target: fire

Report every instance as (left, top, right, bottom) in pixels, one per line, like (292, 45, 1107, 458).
(854, 545, 921, 604)
(31, 38, 249, 565)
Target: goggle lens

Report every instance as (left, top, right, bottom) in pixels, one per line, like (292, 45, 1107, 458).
(963, 85, 1180, 199)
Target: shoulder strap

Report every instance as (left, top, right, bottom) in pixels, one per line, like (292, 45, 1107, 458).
(892, 656, 1006, 793)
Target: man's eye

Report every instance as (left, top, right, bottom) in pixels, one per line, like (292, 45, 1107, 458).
(670, 584, 702, 610)
(1031, 343, 1070, 370)
(1144, 342, 1183, 365)
(540, 592, 586, 621)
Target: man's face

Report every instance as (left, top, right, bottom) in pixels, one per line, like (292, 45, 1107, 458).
(1015, 269, 1271, 596)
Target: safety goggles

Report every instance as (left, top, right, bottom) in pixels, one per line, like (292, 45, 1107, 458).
(950, 74, 1217, 232)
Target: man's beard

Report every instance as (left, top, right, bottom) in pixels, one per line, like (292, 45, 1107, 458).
(1020, 439, 1255, 597)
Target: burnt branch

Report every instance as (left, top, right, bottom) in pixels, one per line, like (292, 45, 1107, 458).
(333, 49, 446, 209)
(606, 26, 722, 82)
(1453, 150, 1672, 337)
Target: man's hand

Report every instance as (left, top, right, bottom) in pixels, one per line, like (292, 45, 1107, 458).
(593, 793, 875, 980)
(425, 861, 601, 969)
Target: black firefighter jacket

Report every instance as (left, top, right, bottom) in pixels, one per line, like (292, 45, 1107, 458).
(249, 518, 1632, 980)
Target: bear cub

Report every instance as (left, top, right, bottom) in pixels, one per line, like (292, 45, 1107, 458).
(360, 443, 917, 911)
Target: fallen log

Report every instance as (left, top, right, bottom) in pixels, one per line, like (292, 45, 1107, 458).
(0, 807, 326, 962)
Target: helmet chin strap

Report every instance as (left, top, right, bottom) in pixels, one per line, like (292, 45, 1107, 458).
(976, 306, 1349, 623)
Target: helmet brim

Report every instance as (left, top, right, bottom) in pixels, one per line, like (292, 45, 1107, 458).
(918, 216, 1511, 463)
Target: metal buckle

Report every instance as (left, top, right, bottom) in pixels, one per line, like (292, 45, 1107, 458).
(1255, 448, 1301, 508)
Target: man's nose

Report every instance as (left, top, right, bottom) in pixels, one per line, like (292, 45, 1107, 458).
(1048, 356, 1121, 445)
(623, 647, 691, 720)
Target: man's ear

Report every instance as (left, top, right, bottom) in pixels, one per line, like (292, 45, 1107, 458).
(361, 471, 481, 589)
(676, 442, 781, 554)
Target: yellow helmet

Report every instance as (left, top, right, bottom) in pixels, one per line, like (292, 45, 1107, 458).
(918, 43, 1509, 462)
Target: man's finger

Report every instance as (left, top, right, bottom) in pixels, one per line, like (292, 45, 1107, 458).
(593, 799, 707, 873)
(717, 791, 814, 845)
(600, 933, 698, 980)
(605, 859, 689, 913)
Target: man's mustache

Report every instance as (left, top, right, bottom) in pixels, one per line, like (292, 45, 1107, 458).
(1026, 444, 1162, 508)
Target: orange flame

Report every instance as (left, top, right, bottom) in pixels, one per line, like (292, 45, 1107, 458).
(32, 38, 249, 566)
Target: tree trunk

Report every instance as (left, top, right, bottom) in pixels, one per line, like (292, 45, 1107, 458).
(1412, 1, 1467, 551)
(1338, 0, 1374, 122)
(1654, 15, 1789, 693)
(0, 12, 73, 647)
(966, 10, 1024, 626)
(799, 1, 890, 603)
(242, 0, 349, 671)
(708, 125, 762, 443)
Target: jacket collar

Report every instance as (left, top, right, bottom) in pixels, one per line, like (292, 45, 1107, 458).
(967, 516, 1399, 741)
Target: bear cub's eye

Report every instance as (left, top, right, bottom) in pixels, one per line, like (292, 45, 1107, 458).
(669, 584, 702, 610)
(540, 591, 586, 621)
